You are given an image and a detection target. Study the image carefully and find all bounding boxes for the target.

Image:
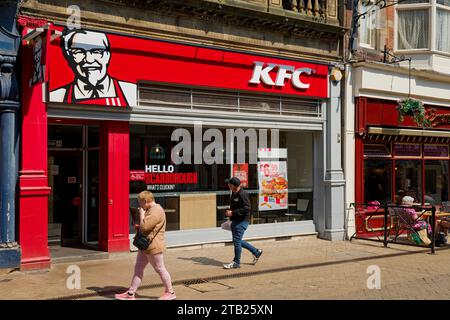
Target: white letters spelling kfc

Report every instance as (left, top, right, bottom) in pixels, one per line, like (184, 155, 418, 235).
(248, 61, 314, 89)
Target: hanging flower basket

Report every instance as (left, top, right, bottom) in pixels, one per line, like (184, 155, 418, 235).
(397, 98, 430, 127)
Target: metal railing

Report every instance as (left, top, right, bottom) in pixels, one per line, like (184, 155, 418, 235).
(349, 202, 437, 254)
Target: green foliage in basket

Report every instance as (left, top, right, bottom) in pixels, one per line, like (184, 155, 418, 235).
(397, 98, 430, 127)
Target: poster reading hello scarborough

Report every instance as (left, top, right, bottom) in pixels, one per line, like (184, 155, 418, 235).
(258, 161, 288, 211)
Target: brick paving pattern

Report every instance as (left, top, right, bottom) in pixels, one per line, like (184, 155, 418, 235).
(0, 236, 449, 300)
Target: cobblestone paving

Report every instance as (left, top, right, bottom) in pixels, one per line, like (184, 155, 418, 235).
(1, 236, 449, 300)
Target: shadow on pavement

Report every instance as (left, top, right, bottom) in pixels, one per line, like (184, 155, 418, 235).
(135, 294, 159, 300)
(86, 286, 128, 299)
(86, 286, 159, 300)
(178, 256, 224, 267)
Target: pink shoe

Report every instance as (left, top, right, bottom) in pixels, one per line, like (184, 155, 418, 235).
(158, 291, 176, 300)
(115, 290, 136, 300)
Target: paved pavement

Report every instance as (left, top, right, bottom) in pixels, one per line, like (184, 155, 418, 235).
(1, 235, 449, 300)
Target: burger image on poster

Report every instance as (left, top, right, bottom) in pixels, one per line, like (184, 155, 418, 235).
(50, 29, 137, 107)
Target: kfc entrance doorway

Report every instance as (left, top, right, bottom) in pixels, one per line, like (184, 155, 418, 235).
(48, 124, 100, 250)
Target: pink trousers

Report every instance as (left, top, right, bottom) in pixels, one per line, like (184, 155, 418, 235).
(129, 251, 173, 294)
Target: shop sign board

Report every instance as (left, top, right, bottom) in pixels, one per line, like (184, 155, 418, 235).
(258, 148, 288, 211)
(47, 28, 329, 108)
(130, 165, 198, 191)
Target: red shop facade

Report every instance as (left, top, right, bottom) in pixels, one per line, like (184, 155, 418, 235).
(18, 17, 330, 270)
(354, 96, 450, 235)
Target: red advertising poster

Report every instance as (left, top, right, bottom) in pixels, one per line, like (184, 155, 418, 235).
(48, 27, 329, 107)
(233, 163, 248, 188)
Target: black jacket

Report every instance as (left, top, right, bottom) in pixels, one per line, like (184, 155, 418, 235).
(229, 188, 251, 222)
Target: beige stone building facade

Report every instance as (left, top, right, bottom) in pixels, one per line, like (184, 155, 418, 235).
(14, 0, 348, 270)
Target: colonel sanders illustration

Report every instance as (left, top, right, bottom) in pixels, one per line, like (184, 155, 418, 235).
(50, 29, 136, 106)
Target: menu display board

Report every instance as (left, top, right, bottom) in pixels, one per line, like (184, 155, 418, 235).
(258, 160, 288, 211)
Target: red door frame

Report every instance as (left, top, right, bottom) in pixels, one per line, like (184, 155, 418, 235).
(18, 19, 130, 270)
(355, 97, 366, 205)
(98, 121, 130, 252)
(18, 19, 52, 271)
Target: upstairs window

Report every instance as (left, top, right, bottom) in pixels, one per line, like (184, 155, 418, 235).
(397, 9, 430, 49)
(359, 1, 378, 48)
(436, 8, 450, 52)
(396, 0, 450, 54)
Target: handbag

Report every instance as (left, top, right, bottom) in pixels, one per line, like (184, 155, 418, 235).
(133, 221, 165, 251)
(435, 232, 447, 247)
(221, 220, 232, 231)
(417, 229, 431, 246)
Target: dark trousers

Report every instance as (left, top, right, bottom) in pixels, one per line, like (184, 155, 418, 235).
(231, 220, 258, 265)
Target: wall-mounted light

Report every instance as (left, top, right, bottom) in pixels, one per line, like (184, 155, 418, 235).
(149, 144, 165, 160)
(330, 68, 343, 82)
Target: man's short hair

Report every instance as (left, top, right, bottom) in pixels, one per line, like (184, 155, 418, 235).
(137, 191, 154, 203)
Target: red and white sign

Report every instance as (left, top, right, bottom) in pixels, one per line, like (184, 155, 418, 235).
(130, 166, 198, 185)
(233, 163, 248, 188)
(48, 27, 329, 107)
(130, 170, 145, 181)
(249, 62, 314, 89)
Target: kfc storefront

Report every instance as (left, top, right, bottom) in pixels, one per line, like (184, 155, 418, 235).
(18, 18, 344, 270)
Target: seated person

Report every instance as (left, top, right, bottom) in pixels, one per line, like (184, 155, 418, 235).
(401, 196, 448, 240)
(400, 196, 432, 234)
(366, 200, 381, 212)
(437, 217, 450, 236)
(435, 207, 449, 246)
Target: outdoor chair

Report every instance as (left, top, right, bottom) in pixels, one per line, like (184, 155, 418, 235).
(389, 206, 426, 243)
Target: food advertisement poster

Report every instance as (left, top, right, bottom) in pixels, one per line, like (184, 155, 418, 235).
(258, 161, 288, 211)
(233, 163, 248, 188)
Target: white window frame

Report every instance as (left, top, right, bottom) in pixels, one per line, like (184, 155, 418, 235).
(359, 0, 379, 49)
(435, 3, 450, 54)
(395, 1, 432, 52)
(395, 0, 450, 55)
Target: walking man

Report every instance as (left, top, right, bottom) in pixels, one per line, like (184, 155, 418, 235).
(223, 177, 263, 269)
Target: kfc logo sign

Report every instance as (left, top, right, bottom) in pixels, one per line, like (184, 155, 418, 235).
(249, 61, 315, 89)
(50, 29, 137, 106)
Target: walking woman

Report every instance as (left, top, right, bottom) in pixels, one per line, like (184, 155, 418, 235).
(115, 191, 176, 300)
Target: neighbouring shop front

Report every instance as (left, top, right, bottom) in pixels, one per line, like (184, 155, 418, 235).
(356, 97, 450, 206)
(18, 20, 345, 270)
(353, 82, 450, 236)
